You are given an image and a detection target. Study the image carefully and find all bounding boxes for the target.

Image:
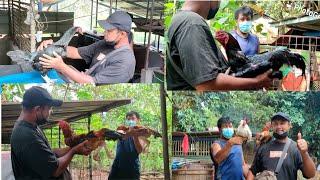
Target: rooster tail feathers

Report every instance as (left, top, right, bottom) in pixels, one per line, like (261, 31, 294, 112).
(289, 52, 306, 75)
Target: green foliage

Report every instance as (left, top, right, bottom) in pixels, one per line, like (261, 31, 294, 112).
(164, 0, 185, 28)
(172, 91, 320, 160)
(256, 0, 304, 20)
(164, 2, 176, 29)
(2, 84, 165, 173)
(210, 0, 240, 32)
(163, 0, 308, 43)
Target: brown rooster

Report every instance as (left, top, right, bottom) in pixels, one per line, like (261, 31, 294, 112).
(116, 125, 162, 153)
(116, 125, 162, 138)
(58, 120, 124, 149)
(255, 122, 272, 147)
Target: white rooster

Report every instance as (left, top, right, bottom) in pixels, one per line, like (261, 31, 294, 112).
(236, 118, 252, 141)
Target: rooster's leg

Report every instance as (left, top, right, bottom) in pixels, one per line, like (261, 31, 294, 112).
(104, 143, 114, 159)
(93, 141, 105, 161)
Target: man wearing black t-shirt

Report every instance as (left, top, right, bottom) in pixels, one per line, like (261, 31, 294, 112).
(10, 86, 92, 179)
(166, 0, 273, 90)
(247, 112, 316, 180)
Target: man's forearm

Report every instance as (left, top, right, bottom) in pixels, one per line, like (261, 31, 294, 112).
(213, 141, 233, 164)
(53, 147, 71, 157)
(66, 46, 82, 59)
(196, 73, 260, 91)
(58, 63, 94, 83)
(52, 149, 75, 177)
(301, 152, 316, 178)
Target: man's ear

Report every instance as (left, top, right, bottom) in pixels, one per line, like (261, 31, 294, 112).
(32, 106, 41, 114)
(33, 106, 41, 111)
(120, 30, 127, 37)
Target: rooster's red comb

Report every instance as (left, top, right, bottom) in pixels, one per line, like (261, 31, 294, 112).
(215, 30, 229, 47)
(58, 120, 69, 128)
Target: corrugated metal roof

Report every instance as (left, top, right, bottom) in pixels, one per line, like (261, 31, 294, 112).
(2, 99, 131, 144)
(99, 0, 164, 35)
(113, 0, 164, 19)
(270, 11, 320, 31)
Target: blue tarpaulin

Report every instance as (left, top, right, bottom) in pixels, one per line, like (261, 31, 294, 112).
(0, 69, 65, 84)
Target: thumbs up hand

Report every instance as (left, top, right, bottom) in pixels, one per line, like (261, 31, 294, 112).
(297, 132, 308, 154)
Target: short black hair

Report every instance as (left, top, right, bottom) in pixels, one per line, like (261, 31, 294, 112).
(235, 6, 253, 20)
(22, 104, 46, 112)
(126, 111, 140, 119)
(217, 116, 232, 129)
(22, 105, 34, 111)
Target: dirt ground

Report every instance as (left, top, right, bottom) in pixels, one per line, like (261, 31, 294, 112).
(69, 168, 164, 180)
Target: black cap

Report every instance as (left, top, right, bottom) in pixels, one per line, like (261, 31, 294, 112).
(98, 11, 132, 33)
(22, 86, 63, 108)
(271, 112, 291, 122)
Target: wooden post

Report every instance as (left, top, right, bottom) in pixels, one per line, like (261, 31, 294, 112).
(30, 0, 36, 52)
(88, 115, 93, 180)
(109, 0, 113, 15)
(90, 0, 94, 30)
(144, 0, 150, 46)
(160, 84, 170, 180)
(144, 0, 154, 70)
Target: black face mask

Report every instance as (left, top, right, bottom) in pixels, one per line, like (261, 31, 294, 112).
(105, 31, 121, 46)
(36, 110, 47, 126)
(207, 6, 219, 20)
(105, 40, 116, 46)
(273, 131, 288, 140)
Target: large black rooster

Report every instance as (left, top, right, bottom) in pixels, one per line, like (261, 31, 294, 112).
(215, 30, 306, 79)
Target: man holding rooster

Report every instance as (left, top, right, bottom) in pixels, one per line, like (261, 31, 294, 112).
(108, 111, 150, 180)
(210, 116, 249, 180)
(166, 0, 273, 90)
(10, 86, 93, 179)
(248, 112, 316, 179)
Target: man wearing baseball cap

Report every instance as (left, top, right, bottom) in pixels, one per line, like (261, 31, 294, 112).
(38, 11, 136, 84)
(247, 112, 316, 180)
(10, 86, 93, 179)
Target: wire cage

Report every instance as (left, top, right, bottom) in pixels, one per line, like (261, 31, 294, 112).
(263, 34, 320, 91)
(172, 135, 217, 158)
(46, 118, 165, 180)
(46, 118, 115, 180)
(7, 0, 31, 52)
(172, 132, 256, 166)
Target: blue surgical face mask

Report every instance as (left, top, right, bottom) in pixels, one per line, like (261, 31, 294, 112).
(222, 128, 234, 139)
(207, 6, 219, 20)
(239, 21, 253, 33)
(125, 119, 137, 127)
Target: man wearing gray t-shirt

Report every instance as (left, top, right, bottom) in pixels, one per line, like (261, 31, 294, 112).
(38, 11, 135, 84)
